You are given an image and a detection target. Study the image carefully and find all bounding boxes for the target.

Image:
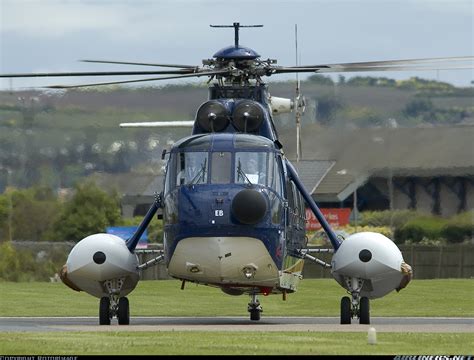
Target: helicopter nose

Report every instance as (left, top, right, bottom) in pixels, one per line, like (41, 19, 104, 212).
(231, 189, 267, 225)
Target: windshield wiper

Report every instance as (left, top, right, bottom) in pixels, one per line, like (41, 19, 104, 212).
(237, 160, 253, 186)
(190, 159, 207, 185)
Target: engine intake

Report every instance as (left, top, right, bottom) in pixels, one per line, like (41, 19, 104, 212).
(232, 100, 264, 132)
(196, 100, 229, 132)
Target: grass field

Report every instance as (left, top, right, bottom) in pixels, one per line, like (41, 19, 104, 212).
(0, 279, 473, 355)
(0, 279, 473, 317)
(0, 331, 473, 355)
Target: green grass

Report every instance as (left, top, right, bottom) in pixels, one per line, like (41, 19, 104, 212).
(0, 279, 473, 355)
(0, 331, 472, 355)
(0, 279, 473, 317)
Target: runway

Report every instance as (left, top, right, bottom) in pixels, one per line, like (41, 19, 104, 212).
(0, 316, 472, 333)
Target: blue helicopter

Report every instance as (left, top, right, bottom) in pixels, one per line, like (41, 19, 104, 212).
(4, 22, 472, 325)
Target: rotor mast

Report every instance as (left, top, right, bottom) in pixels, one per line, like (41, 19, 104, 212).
(210, 22, 263, 48)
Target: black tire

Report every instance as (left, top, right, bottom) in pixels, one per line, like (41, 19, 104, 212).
(359, 296, 370, 325)
(99, 297, 111, 325)
(250, 309, 261, 321)
(118, 297, 130, 325)
(340, 296, 351, 325)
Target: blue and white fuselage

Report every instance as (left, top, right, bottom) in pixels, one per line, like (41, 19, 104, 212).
(162, 133, 307, 295)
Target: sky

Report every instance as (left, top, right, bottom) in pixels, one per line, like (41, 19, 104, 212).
(0, 0, 473, 89)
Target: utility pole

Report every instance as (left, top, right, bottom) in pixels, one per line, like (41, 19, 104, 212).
(353, 189, 358, 232)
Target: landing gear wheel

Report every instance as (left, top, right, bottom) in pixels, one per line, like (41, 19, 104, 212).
(359, 296, 370, 325)
(250, 308, 261, 321)
(248, 293, 262, 321)
(99, 297, 111, 325)
(340, 296, 351, 325)
(118, 297, 130, 325)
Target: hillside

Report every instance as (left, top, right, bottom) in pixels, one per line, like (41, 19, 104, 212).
(0, 78, 472, 191)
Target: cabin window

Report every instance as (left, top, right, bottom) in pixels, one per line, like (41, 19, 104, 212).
(164, 154, 175, 195)
(286, 180, 295, 210)
(211, 152, 231, 183)
(269, 154, 284, 196)
(176, 151, 208, 185)
(234, 152, 267, 186)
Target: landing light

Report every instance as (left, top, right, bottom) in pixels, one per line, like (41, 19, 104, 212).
(186, 262, 202, 274)
(242, 264, 258, 279)
(189, 266, 201, 273)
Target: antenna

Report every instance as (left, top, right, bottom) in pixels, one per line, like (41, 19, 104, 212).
(294, 24, 304, 164)
(210, 22, 263, 47)
(295, 24, 299, 85)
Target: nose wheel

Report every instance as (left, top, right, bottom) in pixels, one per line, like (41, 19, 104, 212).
(99, 297, 111, 325)
(117, 297, 130, 325)
(340, 277, 370, 325)
(99, 296, 130, 325)
(99, 278, 130, 325)
(359, 296, 370, 324)
(340, 296, 351, 324)
(248, 293, 262, 321)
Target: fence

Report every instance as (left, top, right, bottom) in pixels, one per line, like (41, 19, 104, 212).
(299, 244, 474, 280)
(137, 244, 474, 280)
(10, 241, 474, 280)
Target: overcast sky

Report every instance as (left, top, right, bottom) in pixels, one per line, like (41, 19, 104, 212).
(0, 0, 473, 89)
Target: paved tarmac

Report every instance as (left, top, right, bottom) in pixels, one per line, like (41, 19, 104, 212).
(0, 316, 472, 333)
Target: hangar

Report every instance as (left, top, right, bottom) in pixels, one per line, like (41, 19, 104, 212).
(291, 125, 474, 217)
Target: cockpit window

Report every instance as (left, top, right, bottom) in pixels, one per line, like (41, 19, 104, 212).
(176, 152, 208, 186)
(234, 134, 273, 149)
(235, 152, 267, 186)
(211, 152, 231, 184)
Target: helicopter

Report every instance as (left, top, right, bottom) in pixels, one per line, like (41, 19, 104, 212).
(2, 22, 472, 325)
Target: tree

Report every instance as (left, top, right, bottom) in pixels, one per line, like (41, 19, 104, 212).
(307, 74, 334, 85)
(48, 181, 121, 242)
(315, 95, 344, 125)
(0, 195, 9, 242)
(403, 98, 434, 118)
(6, 187, 61, 242)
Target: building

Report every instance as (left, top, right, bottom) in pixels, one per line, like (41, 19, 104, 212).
(87, 172, 164, 217)
(288, 126, 474, 217)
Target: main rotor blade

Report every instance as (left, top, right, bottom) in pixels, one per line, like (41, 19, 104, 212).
(314, 64, 474, 73)
(0, 69, 195, 78)
(45, 70, 229, 89)
(292, 56, 474, 69)
(80, 59, 198, 69)
(274, 63, 474, 74)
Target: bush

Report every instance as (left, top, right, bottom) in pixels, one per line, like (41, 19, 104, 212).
(0, 242, 20, 281)
(307, 225, 393, 245)
(119, 216, 163, 243)
(339, 225, 393, 238)
(0, 242, 67, 282)
(441, 211, 474, 244)
(394, 216, 448, 244)
(342, 106, 383, 127)
(359, 210, 420, 229)
(403, 98, 435, 117)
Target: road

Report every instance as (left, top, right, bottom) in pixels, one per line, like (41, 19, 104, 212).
(0, 316, 472, 333)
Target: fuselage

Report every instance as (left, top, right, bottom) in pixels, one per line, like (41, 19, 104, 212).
(162, 133, 307, 295)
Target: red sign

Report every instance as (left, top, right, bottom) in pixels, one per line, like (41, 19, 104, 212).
(305, 208, 352, 231)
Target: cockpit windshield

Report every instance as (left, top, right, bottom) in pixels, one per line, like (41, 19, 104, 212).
(235, 152, 268, 186)
(176, 152, 208, 186)
(166, 149, 283, 196)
